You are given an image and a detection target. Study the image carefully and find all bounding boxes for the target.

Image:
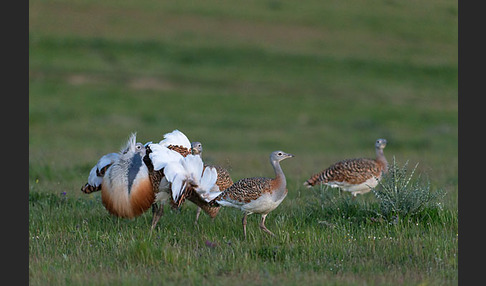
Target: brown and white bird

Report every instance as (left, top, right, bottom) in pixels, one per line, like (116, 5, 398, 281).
(82, 129, 219, 229)
(303, 138, 388, 196)
(197, 151, 294, 239)
(143, 129, 194, 229)
(143, 130, 220, 230)
(191, 141, 234, 223)
(82, 133, 155, 218)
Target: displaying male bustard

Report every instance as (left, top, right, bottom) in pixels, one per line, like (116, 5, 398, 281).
(81, 130, 219, 229)
(191, 141, 234, 224)
(81, 133, 154, 218)
(304, 138, 388, 196)
(143, 130, 221, 230)
(198, 150, 294, 239)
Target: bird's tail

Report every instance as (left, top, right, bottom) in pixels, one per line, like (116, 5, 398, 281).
(303, 174, 319, 188)
(147, 143, 184, 171)
(163, 154, 221, 204)
(303, 181, 313, 188)
(159, 129, 191, 150)
(196, 167, 222, 202)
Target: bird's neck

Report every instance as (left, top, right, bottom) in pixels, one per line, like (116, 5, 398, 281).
(375, 148, 388, 173)
(272, 160, 286, 186)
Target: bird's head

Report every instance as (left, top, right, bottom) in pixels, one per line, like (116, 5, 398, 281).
(134, 142, 147, 157)
(375, 138, 387, 150)
(120, 133, 147, 157)
(191, 141, 203, 155)
(270, 150, 295, 163)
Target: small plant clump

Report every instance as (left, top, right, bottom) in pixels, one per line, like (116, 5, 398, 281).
(372, 157, 445, 220)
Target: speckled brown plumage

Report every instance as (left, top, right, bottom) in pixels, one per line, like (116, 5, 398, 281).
(143, 147, 165, 193)
(207, 151, 294, 239)
(185, 187, 221, 218)
(304, 139, 388, 196)
(167, 145, 191, 157)
(149, 169, 165, 193)
(185, 165, 232, 217)
(215, 177, 273, 204)
(305, 158, 386, 186)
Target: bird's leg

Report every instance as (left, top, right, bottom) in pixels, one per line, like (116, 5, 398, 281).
(151, 202, 164, 230)
(242, 213, 248, 240)
(151, 203, 158, 216)
(194, 207, 202, 225)
(259, 214, 275, 237)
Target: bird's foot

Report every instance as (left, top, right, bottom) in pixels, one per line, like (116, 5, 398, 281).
(150, 203, 164, 230)
(260, 225, 275, 237)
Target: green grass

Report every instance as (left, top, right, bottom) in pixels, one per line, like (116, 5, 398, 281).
(29, 189, 457, 285)
(29, 0, 457, 284)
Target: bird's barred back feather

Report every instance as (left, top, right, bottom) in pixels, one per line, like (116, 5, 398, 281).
(185, 187, 221, 218)
(216, 177, 272, 204)
(167, 145, 191, 157)
(305, 158, 385, 186)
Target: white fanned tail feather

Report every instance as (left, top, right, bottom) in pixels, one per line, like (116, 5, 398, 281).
(161, 154, 220, 203)
(181, 154, 204, 183)
(197, 167, 222, 202)
(87, 153, 119, 187)
(147, 130, 219, 203)
(163, 157, 189, 202)
(159, 129, 191, 150)
(148, 143, 184, 171)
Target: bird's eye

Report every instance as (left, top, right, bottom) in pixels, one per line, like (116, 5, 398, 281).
(278, 152, 282, 156)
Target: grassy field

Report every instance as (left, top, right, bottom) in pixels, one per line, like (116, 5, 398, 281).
(29, 0, 458, 285)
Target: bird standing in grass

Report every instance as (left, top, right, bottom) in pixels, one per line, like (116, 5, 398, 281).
(304, 138, 388, 196)
(190, 141, 234, 224)
(199, 151, 294, 239)
(81, 133, 155, 218)
(143, 129, 194, 229)
(81, 129, 221, 230)
(143, 130, 221, 230)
